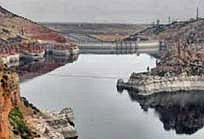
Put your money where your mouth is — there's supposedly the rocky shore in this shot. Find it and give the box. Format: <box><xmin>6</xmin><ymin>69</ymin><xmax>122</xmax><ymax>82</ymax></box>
<box><xmin>118</xmin><ymin>18</ymin><xmax>204</xmax><ymax>96</ymax></box>
<box><xmin>26</xmin><ymin>107</ymin><xmax>78</xmax><ymax>139</ymax></box>
<box><xmin>117</xmin><ymin>73</ymin><xmax>204</xmax><ymax>96</ymax></box>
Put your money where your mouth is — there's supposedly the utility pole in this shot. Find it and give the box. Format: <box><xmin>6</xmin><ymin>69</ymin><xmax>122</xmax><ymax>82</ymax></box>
<box><xmin>156</xmin><ymin>19</ymin><xmax>160</xmax><ymax>26</ymax></box>
<box><xmin>196</xmin><ymin>7</ymin><xmax>199</xmax><ymax>20</ymax></box>
<box><xmin>168</xmin><ymin>16</ymin><xmax>171</xmax><ymax>24</ymax></box>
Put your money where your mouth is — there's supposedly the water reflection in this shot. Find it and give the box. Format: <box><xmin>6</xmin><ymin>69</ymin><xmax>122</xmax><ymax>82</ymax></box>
<box><xmin>17</xmin><ymin>55</ymin><xmax>79</xmax><ymax>81</ymax></box>
<box><xmin>119</xmin><ymin>90</ymin><xmax>204</xmax><ymax>135</ymax></box>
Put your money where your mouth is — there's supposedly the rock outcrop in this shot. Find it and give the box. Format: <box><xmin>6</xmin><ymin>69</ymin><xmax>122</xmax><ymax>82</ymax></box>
<box><xmin>27</xmin><ymin>107</ymin><xmax>78</xmax><ymax>139</ymax></box>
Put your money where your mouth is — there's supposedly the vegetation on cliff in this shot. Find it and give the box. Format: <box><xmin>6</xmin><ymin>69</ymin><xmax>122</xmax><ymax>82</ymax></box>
<box><xmin>9</xmin><ymin>107</ymin><xmax>31</xmax><ymax>139</ymax></box>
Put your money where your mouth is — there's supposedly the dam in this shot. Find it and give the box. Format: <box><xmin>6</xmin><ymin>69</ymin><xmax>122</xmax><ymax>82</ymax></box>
<box><xmin>67</xmin><ymin>33</ymin><xmax>164</xmax><ymax>55</ymax></box>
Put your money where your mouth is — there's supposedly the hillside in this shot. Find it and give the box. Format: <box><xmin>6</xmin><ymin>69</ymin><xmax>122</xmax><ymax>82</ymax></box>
<box><xmin>126</xmin><ymin>19</ymin><xmax>204</xmax><ymax>44</ymax></box>
<box><xmin>0</xmin><ymin>6</ymin><xmax>72</xmax><ymax>44</ymax></box>
<box><xmin>44</xmin><ymin>23</ymin><xmax>149</xmax><ymax>41</ymax></box>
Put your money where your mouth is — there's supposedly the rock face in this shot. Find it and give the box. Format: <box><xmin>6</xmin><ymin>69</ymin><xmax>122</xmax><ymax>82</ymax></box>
<box><xmin>28</xmin><ymin>107</ymin><xmax>78</xmax><ymax>139</ymax></box>
<box><xmin>0</xmin><ymin>66</ymin><xmax>21</xmax><ymax>138</ymax></box>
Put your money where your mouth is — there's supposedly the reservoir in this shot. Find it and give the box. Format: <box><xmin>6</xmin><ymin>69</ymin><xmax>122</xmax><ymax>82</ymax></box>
<box><xmin>20</xmin><ymin>54</ymin><xmax>204</xmax><ymax>139</ymax></box>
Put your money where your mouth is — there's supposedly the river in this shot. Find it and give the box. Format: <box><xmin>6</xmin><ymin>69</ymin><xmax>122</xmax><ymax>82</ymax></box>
<box><xmin>20</xmin><ymin>54</ymin><xmax>204</xmax><ymax>139</ymax></box>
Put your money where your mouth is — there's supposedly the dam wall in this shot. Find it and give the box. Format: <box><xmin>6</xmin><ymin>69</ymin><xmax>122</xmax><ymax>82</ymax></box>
<box><xmin>78</xmin><ymin>40</ymin><xmax>161</xmax><ymax>55</ymax></box>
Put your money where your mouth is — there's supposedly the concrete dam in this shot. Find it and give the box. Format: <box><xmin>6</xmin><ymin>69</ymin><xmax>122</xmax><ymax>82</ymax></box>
<box><xmin>67</xmin><ymin>33</ymin><xmax>163</xmax><ymax>55</ymax></box>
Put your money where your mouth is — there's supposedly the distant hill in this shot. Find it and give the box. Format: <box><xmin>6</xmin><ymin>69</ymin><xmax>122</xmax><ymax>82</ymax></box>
<box><xmin>44</xmin><ymin>23</ymin><xmax>148</xmax><ymax>35</ymax></box>
<box><xmin>126</xmin><ymin>19</ymin><xmax>204</xmax><ymax>44</ymax></box>
<box><xmin>0</xmin><ymin>6</ymin><xmax>71</xmax><ymax>44</ymax></box>
<box><xmin>44</xmin><ymin>23</ymin><xmax>149</xmax><ymax>41</ymax></box>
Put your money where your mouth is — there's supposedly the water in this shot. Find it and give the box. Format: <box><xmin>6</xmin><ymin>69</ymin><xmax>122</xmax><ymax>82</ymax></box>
<box><xmin>20</xmin><ymin>54</ymin><xmax>204</xmax><ymax>139</ymax></box>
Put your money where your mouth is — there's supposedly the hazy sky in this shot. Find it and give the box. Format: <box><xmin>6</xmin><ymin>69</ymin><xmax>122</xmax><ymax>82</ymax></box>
<box><xmin>0</xmin><ymin>0</ymin><xmax>203</xmax><ymax>24</ymax></box>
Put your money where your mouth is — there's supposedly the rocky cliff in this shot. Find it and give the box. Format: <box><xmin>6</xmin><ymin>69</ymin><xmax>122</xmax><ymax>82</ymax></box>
<box><xmin>0</xmin><ymin>65</ymin><xmax>20</xmax><ymax>138</ymax></box>
<box><xmin>0</xmin><ymin>64</ymin><xmax>38</xmax><ymax>138</ymax></box>
<box><xmin>0</xmin><ymin>63</ymin><xmax>78</xmax><ymax>139</ymax></box>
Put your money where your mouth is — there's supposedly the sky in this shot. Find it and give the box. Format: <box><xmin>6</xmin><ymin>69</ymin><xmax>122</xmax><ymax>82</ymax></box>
<box><xmin>0</xmin><ymin>0</ymin><xmax>203</xmax><ymax>24</ymax></box>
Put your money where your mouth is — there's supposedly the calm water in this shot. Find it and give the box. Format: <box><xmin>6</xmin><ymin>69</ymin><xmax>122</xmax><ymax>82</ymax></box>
<box><xmin>20</xmin><ymin>54</ymin><xmax>204</xmax><ymax>139</ymax></box>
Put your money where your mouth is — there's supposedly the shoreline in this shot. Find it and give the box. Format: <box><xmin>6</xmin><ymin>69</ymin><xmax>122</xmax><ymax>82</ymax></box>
<box><xmin>117</xmin><ymin>42</ymin><xmax>204</xmax><ymax>96</ymax></box>
<box><xmin>117</xmin><ymin>74</ymin><xmax>204</xmax><ymax>96</ymax></box>
<box><xmin>18</xmin><ymin>97</ymin><xmax>78</xmax><ymax>139</ymax></box>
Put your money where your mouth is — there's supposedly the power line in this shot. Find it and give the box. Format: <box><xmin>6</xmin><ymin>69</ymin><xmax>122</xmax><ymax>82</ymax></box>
<box><xmin>47</xmin><ymin>73</ymin><xmax>124</xmax><ymax>80</ymax></box>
